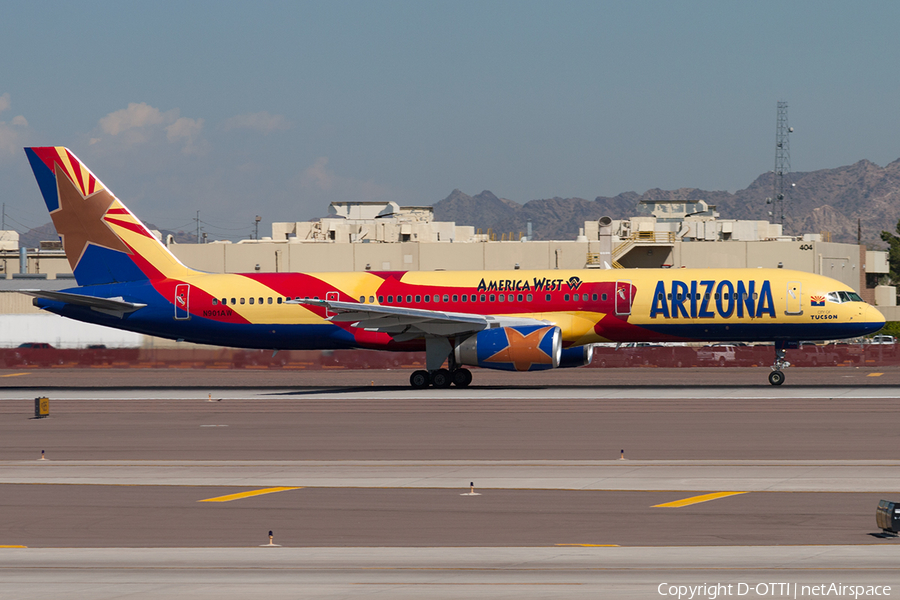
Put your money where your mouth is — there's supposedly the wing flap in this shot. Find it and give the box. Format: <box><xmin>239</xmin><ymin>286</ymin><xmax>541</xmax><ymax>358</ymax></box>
<box><xmin>293</xmin><ymin>297</ymin><xmax>548</xmax><ymax>339</ymax></box>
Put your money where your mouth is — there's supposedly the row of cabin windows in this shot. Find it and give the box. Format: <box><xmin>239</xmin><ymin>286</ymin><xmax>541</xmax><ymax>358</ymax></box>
<box><xmin>657</xmin><ymin>292</ymin><xmax>759</xmax><ymax>301</ymax></box>
<box><xmin>213</xmin><ymin>297</ymin><xmax>292</xmax><ymax>306</ymax></box>
<box><xmin>210</xmin><ymin>292</ymin><xmax>611</xmax><ymax>306</ymax></box>
<box><xmin>362</xmin><ymin>292</ymin><xmax>609</xmax><ymax>304</ymax></box>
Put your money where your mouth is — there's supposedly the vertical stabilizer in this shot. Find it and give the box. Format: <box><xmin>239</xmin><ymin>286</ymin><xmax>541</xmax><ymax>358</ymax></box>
<box><xmin>24</xmin><ymin>147</ymin><xmax>192</xmax><ymax>286</ymax></box>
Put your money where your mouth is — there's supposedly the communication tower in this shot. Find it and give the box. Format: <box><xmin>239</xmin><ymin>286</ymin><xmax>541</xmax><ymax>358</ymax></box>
<box><xmin>770</xmin><ymin>101</ymin><xmax>793</xmax><ymax>229</ymax></box>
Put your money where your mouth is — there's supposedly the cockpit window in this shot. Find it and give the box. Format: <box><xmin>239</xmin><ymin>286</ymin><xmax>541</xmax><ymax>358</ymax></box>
<box><xmin>827</xmin><ymin>291</ymin><xmax>864</xmax><ymax>304</ymax></box>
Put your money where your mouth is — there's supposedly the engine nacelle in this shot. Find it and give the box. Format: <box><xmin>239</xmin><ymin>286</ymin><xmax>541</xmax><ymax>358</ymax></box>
<box><xmin>455</xmin><ymin>325</ymin><xmax>561</xmax><ymax>372</ymax></box>
<box><xmin>559</xmin><ymin>344</ymin><xmax>593</xmax><ymax>368</ymax></box>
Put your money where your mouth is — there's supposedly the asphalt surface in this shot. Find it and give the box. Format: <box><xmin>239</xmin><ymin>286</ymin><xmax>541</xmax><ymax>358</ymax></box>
<box><xmin>0</xmin><ymin>484</ymin><xmax>894</xmax><ymax>548</ymax></box>
<box><xmin>3</xmin><ymin>367</ymin><xmax>900</xmax><ymax>598</ymax></box>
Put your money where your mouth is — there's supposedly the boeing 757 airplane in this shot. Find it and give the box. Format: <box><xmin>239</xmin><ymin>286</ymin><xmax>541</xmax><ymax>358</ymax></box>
<box><xmin>20</xmin><ymin>147</ymin><xmax>885</xmax><ymax>386</ymax></box>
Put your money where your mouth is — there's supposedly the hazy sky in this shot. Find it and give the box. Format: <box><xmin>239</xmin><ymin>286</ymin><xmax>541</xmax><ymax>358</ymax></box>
<box><xmin>1</xmin><ymin>1</ymin><xmax>898</xmax><ymax>240</ymax></box>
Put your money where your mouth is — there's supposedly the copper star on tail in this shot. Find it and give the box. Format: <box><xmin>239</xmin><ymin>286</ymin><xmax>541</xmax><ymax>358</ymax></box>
<box><xmin>51</xmin><ymin>163</ymin><xmax>132</xmax><ymax>271</ymax></box>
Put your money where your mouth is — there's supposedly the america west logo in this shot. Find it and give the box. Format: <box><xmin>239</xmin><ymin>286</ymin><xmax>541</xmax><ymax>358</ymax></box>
<box><xmin>477</xmin><ymin>276</ymin><xmax>583</xmax><ymax>293</ymax></box>
<box><xmin>810</xmin><ymin>295</ymin><xmax>825</xmax><ymax>307</ymax></box>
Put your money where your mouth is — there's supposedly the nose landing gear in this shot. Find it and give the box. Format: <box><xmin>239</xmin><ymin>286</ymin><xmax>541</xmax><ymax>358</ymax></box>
<box><xmin>768</xmin><ymin>344</ymin><xmax>791</xmax><ymax>386</ymax></box>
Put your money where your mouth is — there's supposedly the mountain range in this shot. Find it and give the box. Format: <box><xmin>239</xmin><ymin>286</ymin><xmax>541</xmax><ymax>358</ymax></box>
<box><xmin>18</xmin><ymin>158</ymin><xmax>900</xmax><ymax>249</ymax></box>
<box><xmin>433</xmin><ymin>159</ymin><xmax>900</xmax><ymax>247</ymax></box>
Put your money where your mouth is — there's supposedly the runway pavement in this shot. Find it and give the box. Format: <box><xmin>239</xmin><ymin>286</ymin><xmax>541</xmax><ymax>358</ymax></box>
<box><xmin>2</xmin><ymin>368</ymin><xmax>900</xmax><ymax>598</ymax></box>
<box><xmin>3</xmin><ymin>547</ymin><xmax>900</xmax><ymax>600</ymax></box>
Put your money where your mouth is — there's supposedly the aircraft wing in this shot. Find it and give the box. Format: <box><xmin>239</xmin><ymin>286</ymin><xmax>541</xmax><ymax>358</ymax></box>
<box><xmin>295</xmin><ymin>298</ymin><xmax>549</xmax><ymax>341</ymax></box>
<box><xmin>17</xmin><ymin>289</ymin><xmax>147</xmax><ymax>318</ymax></box>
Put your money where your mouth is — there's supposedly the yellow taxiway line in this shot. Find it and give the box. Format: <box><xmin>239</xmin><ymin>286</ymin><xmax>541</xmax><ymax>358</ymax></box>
<box><xmin>198</xmin><ymin>487</ymin><xmax>302</xmax><ymax>503</ymax></box>
<box><xmin>652</xmin><ymin>491</ymin><xmax>747</xmax><ymax>508</ymax></box>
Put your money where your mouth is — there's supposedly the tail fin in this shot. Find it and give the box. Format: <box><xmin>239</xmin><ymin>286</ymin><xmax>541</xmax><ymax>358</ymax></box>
<box><xmin>24</xmin><ymin>147</ymin><xmax>192</xmax><ymax>286</ymax></box>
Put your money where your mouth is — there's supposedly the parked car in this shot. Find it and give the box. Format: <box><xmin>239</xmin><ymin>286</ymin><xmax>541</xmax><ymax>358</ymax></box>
<box><xmin>8</xmin><ymin>343</ymin><xmax>65</xmax><ymax>367</ymax></box>
<box><xmin>869</xmin><ymin>335</ymin><xmax>896</xmax><ymax>345</ymax></box>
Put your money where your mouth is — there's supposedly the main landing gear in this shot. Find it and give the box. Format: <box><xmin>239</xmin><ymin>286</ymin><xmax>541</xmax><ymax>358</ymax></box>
<box><xmin>410</xmin><ymin>367</ymin><xmax>473</xmax><ymax>389</ymax></box>
<box><xmin>768</xmin><ymin>344</ymin><xmax>791</xmax><ymax>386</ymax></box>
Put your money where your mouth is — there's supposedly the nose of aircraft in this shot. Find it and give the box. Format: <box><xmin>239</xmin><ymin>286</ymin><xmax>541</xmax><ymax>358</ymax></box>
<box><xmin>866</xmin><ymin>303</ymin><xmax>886</xmax><ymax>330</ymax></box>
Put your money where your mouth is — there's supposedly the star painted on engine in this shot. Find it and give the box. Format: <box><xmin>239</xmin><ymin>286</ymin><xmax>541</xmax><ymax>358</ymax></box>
<box><xmin>484</xmin><ymin>326</ymin><xmax>554</xmax><ymax>371</ymax></box>
<box><xmin>51</xmin><ymin>163</ymin><xmax>132</xmax><ymax>271</ymax></box>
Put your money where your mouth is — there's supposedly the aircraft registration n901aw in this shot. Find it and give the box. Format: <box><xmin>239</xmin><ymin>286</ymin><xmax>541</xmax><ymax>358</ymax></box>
<box><xmin>21</xmin><ymin>147</ymin><xmax>885</xmax><ymax>387</ymax></box>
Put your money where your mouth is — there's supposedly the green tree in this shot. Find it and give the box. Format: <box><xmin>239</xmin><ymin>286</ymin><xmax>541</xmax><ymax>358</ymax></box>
<box><xmin>880</xmin><ymin>218</ymin><xmax>900</xmax><ymax>284</ymax></box>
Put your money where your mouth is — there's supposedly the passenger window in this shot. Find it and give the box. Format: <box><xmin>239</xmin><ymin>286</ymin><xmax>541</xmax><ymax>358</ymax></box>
<box><xmin>369</xmin><ymin>296</ymin><xmax>374</xmax><ymax>303</ymax></box>
<box><xmin>499</xmin><ymin>295</ymin><xmax>505</xmax><ymax>302</ymax></box>
<box><xmin>249</xmin><ymin>297</ymin><xmax>254</xmax><ymax>305</ymax></box>
<box><xmin>277</xmin><ymin>297</ymin><xmax>283</xmax><ymax>304</ymax></box>
<box><xmin>443</xmin><ymin>295</ymin><xmax>449</xmax><ymax>302</ymax></box>
<box><xmin>268</xmin><ymin>297</ymin><xmax>273</xmax><ymax>304</ymax></box>
<box><xmin>378</xmin><ymin>296</ymin><xmax>384</xmax><ymax>303</ymax></box>
<box><xmin>415</xmin><ymin>295</ymin><xmax>421</xmax><ymax>303</ymax></box>
<box><xmin>517</xmin><ymin>294</ymin><xmax>523</xmax><ymax>302</ymax></box>
<box><xmin>602</xmin><ymin>293</ymin><xmax>607</xmax><ymax>301</ymax></box>
<box><xmin>424</xmin><ymin>295</ymin><xmax>430</xmax><ymax>302</ymax></box>
<box><xmin>481</xmin><ymin>294</ymin><xmax>486</xmax><ymax>302</ymax></box>
<box><xmin>545</xmin><ymin>294</ymin><xmax>551</xmax><ymax>301</ymax></box>
<box><xmin>489</xmin><ymin>294</ymin><xmax>496</xmax><ymax>302</ymax></box>
<box><xmin>462</xmin><ymin>295</ymin><xmax>467</xmax><ymax>302</ymax></box>
<box><xmin>564</xmin><ymin>294</ymin><xmax>570</xmax><ymax>301</ymax></box>
<box><xmin>452</xmin><ymin>295</ymin><xmax>458</xmax><ymax>302</ymax></box>
<box><xmin>240</xmin><ymin>298</ymin><xmax>245</xmax><ymax>305</ymax></box>
<box><xmin>212</xmin><ymin>298</ymin><xmax>218</xmax><ymax>305</ymax></box>
<box><xmin>406</xmin><ymin>295</ymin><xmax>412</xmax><ymax>303</ymax></box>
<box><xmin>527</xmin><ymin>294</ymin><xmax>533</xmax><ymax>302</ymax></box>
<box><xmin>592</xmin><ymin>294</ymin><xmax>598</xmax><ymax>301</ymax></box>
<box><xmin>388</xmin><ymin>295</ymin><xmax>394</xmax><ymax>303</ymax></box>
<box><xmin>657</xmin><ymin>293</ymin><xmax>664</xmax><ymax>300</ymax></box>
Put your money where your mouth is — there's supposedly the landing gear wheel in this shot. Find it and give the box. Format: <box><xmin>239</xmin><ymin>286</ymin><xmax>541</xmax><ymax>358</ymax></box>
<box><xmin>410</xmin><ymin>370</ymin><xmax>430</xmax><ymax>389</ymax></box>
<box><xmin>452</xmin><ymin>368</ymin><xmax>473</xmax><ymax>387</ymax></box>
<box><xmin>431</xmin><ymin>368</ymin><xmax>452</xmax><ymax>388</ymax></box>
<box><xmin>768</xmin><ymin>370</ymin><xmax>785</xmax><ymax>386</ymax></box>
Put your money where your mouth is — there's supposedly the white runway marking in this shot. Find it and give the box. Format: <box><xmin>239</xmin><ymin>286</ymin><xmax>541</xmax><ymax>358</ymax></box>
<box><xmin>3</xmin><ymin>459</ymin><xmax>900</xmax><ymax>492</ymax></box>
<box><xmin>1</xmin><ymin>385</ymin><xmax>899</xmax><ymax>401</ymax></box>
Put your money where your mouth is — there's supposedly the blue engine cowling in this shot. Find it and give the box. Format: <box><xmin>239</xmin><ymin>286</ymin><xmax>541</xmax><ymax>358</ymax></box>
<box><xmin>455</xmin><ymin>325</ymin><xmax>562</xmax><ymax>372</ymax></box>
<box><xmin>559</xmin><ymin>344</ymin><xmax>593</xmax><ymax>368</ymax></box>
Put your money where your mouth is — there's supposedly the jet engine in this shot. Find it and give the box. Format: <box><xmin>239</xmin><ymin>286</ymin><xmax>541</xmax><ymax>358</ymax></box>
<box><xmin>454</xmin><ymin>325</ymin><xmax>561</xmax><ymax>372</ymax></box>
<box><xmin>559</xmin><ymin>344</ymin><xmax>593</xmax><ymax>368</ymax></box>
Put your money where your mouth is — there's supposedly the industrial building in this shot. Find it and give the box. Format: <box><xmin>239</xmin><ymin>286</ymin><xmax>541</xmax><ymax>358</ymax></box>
<box><xmin>0</xmin><ymin>198</ymin><xmax>894</xmax><ymax>348</ymax></box>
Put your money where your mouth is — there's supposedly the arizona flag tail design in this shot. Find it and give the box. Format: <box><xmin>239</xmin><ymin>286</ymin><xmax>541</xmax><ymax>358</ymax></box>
<box><xmin>25</xmin><ymin>147</ymin><xmax>191</xmax><ymax>286</ymax></box>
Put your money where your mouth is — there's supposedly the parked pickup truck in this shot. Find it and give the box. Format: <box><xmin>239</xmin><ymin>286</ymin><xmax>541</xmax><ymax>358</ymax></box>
<box><xmin>696</xmin><ymin>344</ymin><xmax>736</xmax><ymax>366</ymax></box>
<box><xmin>794</xmin><ymin>343</ymin><xmax>841</xmax><ymax>367</ymax></box>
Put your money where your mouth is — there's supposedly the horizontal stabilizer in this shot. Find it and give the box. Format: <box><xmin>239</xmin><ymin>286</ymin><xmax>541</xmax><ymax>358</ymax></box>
<box><xmin>17</xmin><ymin>289</ymin><xmax>146</xmax><ymax>318</ymax></box>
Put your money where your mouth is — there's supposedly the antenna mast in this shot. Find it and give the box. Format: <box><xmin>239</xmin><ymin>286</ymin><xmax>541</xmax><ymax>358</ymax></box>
<box><xmin>773</xmin><ymin>101</ymin><xmax>793</xmax><ymax>231</ymax></box>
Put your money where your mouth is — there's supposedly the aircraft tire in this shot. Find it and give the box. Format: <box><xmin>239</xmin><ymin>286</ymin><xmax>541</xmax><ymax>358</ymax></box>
<box><xmin>452</xmin><ymin>368</ymin><xmax>473</xmax><ymax>387</ymax></box>
<box><xmin>410</xmin><ymin>370</ymin><xmax>430</xmax><ymax>388</ymax></box>
<box><xmin>768</xmin><ymin>370</ymin><xmax>785</xmax><ymax>386</ymax></box>
<box><xmin>431</xmin><ymin>368</ymin><xmax>453</xmax><ymax>388</ymax></box>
